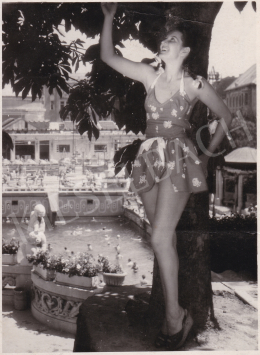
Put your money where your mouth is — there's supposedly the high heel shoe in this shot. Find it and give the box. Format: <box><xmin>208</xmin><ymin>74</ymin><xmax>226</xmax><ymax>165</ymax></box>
<box><xmin>154</xmin><ymin>330</ymin><xmax>168</xmax><ymax>348</ymax></box>
<box><xmin>165</xmin><ymin>309</ymin><xmax>193</xmax><ymax>350</ymax></box>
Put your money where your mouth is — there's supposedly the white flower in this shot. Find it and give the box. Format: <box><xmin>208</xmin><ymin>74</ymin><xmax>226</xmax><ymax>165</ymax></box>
<box><xmin>76</xmin><ymin>264</ymin><xmax>81</xmax><ymax>270</ymax></box>
<box><xmin>154</xmin><ymin>159</ymin><xmax>164</xmax><ymax>168</ymax></box>
<box><xmin>178</xmin><ymin>117</ymin><xmax>182</xmax><ymax>120</ymax></box>
<box><xmin>171</xmin><ymin>149</ymin><xmax>175</xmax><ymax>154</ymax></box>
<box><xmin>149</xmin><ymin>105</ymin><xmax>156</xmax><ymax>112</ymax></box>
<box><xmin>139</xmin><ymin>175</ymin><xmax>147</xmax><ymax>184</ymax></box>
<box><xmin>192</xmin><ymin>178</ymin><xmax>202</xmax><ymax>187</ymax></box>
<box><xmin>133</xmin><ymin>160</ymin><xmax>141</xmax><ymax>168</ymax></box>
<box><xmin>156</xmin><ymin>125</ymin><xmax>159</xmax><ymax>131</ymax></box>
<box><xmin>183</xmin><ymin>163</ymin><xmax>187</xmax><ymax>167</ymax></box>
<box><xmin>155</xmin><ymin>176</ymin><xmax>160</xmax><ymax>183</ymax></box>
<box><xmin>160</xmin><ymin>108</ymin><xmax>163</xmax><ymax>111</ymax></box>
<box><xmin>173</xmin><ymin>184</ymin><xmax>179</xmax><ymax>192</ymax></box>
<box><xmin>152</xmin><ymin>112</ymin><xmax>159</xmax><ymax>120</ymax></box>
<box><xmin>182</xmin><ymin>174</ymin><xmax>185</xmax><ymax>178</ymax></box>
<box><xmin>167</xmin><ymin>161</ymin><xmax>175</xmax><ymax>170</ymax></box>
<box><xmin>163</xmin><ymin>121</ymin><xmax>172</xmax><ymax>129</ymax></box>
<box><xmin>171</xmin><ymin>109</ymin><xmax>177</xmax><ymax>117</ymax></box>
<box><xmin>183</xmin><ymin>144</ymin><xmax>189</xmax><ymax>153</ymax></box>
<box><xmin>195</xmin><ymin>160</ymin><xmax>200</xmax><ymax>165</ymax></box>
<box><xmin>147</xmin><ymin>113</ymin><xmax>150</xmax><ymax>120</ymax></box>
<box><xmin>180</xmin><ymin>106</ymin><xmax>184</xmax><ymax>111</ymax></box>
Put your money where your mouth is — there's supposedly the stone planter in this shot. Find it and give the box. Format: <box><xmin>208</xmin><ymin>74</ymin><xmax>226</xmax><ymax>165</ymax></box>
<box><xmin>103</xmin><ymin>272</ymin><xmax>127</xmax><ymax>286</ymax></box>
<box><xmin>33</xmin><ymin>264</ymin><xmax>56</xmax><ymax>281</ymax></box>
<box><xmin>55</xmin><ymin>272</ymin><xmax>99</xmax><ymax>289</ymax></box>
<box><xmin>2</xmin><ymin>253</ymin><xmax>18</xmax><ymax>265</ymax></box>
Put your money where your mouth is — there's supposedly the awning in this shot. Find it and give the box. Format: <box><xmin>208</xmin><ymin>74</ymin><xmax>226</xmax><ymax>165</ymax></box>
<box><xmin>224</xmin><ymin>147</ymin><xmax>257</xmax><ymax>164</ymax></box>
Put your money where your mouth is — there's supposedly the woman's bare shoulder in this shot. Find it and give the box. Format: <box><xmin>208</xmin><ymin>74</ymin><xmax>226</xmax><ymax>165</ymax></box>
<box><xmin>184</xmin><ymin>73</ymin><xmax>208</xmax><ymax>100</ymax></box>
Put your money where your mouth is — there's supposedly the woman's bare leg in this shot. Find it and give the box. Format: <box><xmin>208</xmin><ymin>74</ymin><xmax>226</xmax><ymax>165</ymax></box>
<box><xmin>150</xmin><ymin>176</ymin><xmax>190</xmax><ymax>335</ymax></box>
<box><xmin>140</xmin><ymin>183</ymin><xmax>169</xmax><ymax>334</ymax></box>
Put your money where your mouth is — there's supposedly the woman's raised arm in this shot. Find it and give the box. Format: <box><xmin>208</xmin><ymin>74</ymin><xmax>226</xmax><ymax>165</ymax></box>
<box><xmin>100</xmin><ymin>3</ymin><xmax>154</xmax><ymax>88</ymax></box>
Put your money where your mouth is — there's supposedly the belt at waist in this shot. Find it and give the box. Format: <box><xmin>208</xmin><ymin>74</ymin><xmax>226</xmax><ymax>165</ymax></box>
<box><xmin>145</xmin><ymin>122</ymin><xmax>189</xmax><ymax>139</ymax></box>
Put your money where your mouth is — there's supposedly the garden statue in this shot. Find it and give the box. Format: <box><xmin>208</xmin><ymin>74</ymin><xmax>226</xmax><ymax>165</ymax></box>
<box><xmin>17</xmin><ymin>204</ymin><xmax>47</xmax><ymax>265</ymax></box>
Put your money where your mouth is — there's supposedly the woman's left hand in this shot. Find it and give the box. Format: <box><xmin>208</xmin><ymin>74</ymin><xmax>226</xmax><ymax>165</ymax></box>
<box><xmin>198</xmin><ymin>154</ymin><xmax>209</xmax><ymax>177</ymax></box>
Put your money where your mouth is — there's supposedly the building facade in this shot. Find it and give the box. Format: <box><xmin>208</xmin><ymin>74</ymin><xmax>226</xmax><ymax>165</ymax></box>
<box><xmin>224</xmin><ymin>64</ymin><xmax>256</xmax><ymax>116</ymax></box>
<box><xmin>2</xmin><ymin>75</ymin><xmax>143</xmax><ymax>162</ymax></box>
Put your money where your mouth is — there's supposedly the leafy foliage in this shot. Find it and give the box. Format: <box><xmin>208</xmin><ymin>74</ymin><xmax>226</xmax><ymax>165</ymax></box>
<box><xmin>2</xmin><ymin>237</ymin><xmax>19</xmax><ymax>254</ymax></box>
<box><xmin>27</xmin><ymin>249</ymin><xmax>100</xmax><ymax>277</ymax></box>
<box><xmin>209</xmin><ymin>213</ymin><xmax>257</xmax><ymax>233</ymax></box>
<box><xmin>219</xmin><ymin>114</ymin><xmax>257</xmax><ymax>155</ymax></box>
<box><xmin>97</xmin><ymin>255</ymin><xmax>124</xmax><ymax>274</ymax></box>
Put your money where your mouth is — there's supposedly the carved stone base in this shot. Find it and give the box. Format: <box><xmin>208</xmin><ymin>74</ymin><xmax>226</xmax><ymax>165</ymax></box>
<box><xmin>31</xmin><ymin>272</ymin><xmax>104</xmax><ymax>334</ymax></box>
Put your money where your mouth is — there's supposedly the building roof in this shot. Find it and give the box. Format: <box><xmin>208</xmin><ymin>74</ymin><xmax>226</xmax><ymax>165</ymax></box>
<box><xmin>224</xmin><ymin>147</ymin><xmax>257</xmax><ymax>163</ymax></box>
<box><xmin>225</xmin><ymin>64</ymin><xmax>256</xmax><ymax>91</ymax></box>
<box><xmin>98</xmin><ymin>120</ymin><xmax>118</xmax><ymax>130</ymax></box>
<box><xmin>28</xmin><ymin>122</ymin><xmax>50</xmax><ymax>131</ymax></box>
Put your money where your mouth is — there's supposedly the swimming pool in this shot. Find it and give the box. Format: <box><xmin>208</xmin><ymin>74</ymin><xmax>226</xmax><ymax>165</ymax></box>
<box><xmin>2</xmin><ymin>216</ymin><xmax>154</xmax><ymax>286</ymax></box>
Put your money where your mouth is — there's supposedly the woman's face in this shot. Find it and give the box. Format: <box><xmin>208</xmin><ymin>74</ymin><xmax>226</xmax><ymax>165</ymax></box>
<box><xmin>37</xmin><ymin>211</ymin><xmax>45</xmax><ymax>218</ymax></box>
<box><xmin>158</xmin><ymin>30</ymin><xmax>186</xmax><ymax>61</ymax></box>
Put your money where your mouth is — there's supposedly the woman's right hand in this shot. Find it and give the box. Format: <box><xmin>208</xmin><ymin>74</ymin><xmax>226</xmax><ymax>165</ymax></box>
<box><xmin>101</xmin><ymin>2</ymin><xmax>117</xmax><ymax>17</ymax></box>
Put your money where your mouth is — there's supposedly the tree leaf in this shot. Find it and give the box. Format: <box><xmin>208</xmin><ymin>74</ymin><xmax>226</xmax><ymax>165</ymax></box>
<box><xmin>22</xmin><ymin>84</ymin><xmax>31</xmax><ymax>100</ymax></box>
<box><xmin>234</xmin><ymin>1</ymin><xmax>248</xmax><ymax>12</ymax></box>
<box><xmin>75</xmin><ymin>58</ymin><xmax>79</xmax><ymax>73</ymax></box>
<box><xmin>82</xmin><ymin>44</ymin><xmax>100</xmax><ymax>62</ymax></box>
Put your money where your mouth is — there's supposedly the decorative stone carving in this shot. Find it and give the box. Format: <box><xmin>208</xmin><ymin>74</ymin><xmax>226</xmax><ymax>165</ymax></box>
<box><xmin>31</xmin><ymin>284</ymin><xmax>82</xmax><ymax>319</ymax></box>
<box><xmin>2</xmin><ymin>275</ymin><xmax>16</xmax><ymax>289</ymax></box>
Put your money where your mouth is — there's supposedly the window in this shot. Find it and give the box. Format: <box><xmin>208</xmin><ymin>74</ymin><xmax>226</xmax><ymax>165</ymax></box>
<box><xmin>245</xmin><ymin>93</ymin><xmax>249</xmax><ymax>105</ymax></box>
<box><xmin>94</xmin><ymin>145</ymin><xmax>107</xmax><ymax>152</ymax></box>
<box><xmin>51</xmin><ymin>101</ymin><xmax>54</xmax><ymax>110</ymax></box>
<box><xmin>57</xmin><ymin>145</ymin><xmax>70</xmax><ymax>153</ymax></box>
<box><xmin>60</xmin><ymin>100</ymin><xmax>65</xmax><ymax>110</ymax></box>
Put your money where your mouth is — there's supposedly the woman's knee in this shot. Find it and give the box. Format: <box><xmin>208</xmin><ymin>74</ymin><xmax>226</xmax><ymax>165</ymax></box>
<box><xmin>151</xmin><ymin>233</ymin><xmax>177</xmax><ymax>254</ymax></box>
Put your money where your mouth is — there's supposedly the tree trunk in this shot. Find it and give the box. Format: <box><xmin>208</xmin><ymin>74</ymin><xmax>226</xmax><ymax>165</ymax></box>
<box><xmin>148</xmin><ymin>2</ymin><xmax>223</xmax><ymax>332</ymax></box>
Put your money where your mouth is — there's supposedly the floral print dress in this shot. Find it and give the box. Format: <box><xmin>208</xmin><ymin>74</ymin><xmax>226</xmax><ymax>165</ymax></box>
<box><xmin>129</xmin><ymin>70</ymin><xmax>208</xmax><ymax>195</ymax></box>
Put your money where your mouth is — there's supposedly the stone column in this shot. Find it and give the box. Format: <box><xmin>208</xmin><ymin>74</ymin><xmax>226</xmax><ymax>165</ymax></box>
<box><xmin>215</xmin><ymin>167</ymin><xmax>223</xmax><ymax>206</ymax></box>
<box><xmin>35</xmin><ymin>139</ymin><xmax>40</xmax><ymax>162</ymax></box>
<box><xmin>237</xmin><ymin>174</ymin><xmax>244</xmax><ymax>214</ymax></box>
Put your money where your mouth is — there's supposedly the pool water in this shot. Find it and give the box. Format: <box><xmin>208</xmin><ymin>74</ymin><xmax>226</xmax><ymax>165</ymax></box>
<box><xmin>2</xmin><ymin>217</ymin><xmax>154</xmax><ymax>286</ymax></box>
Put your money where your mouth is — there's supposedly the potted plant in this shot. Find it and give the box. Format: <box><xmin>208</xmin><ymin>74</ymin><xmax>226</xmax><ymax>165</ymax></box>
<box><xmin>98</xmin><ymin>255</ymin><xmax>127</xmax><ymax>286</ymax></box>
<box><xmin>27</xmin><ymin>250</ymin><xmax>56</xmax><ymax>281</ymax></box>
<box><xmin>54</xmin><ymin>250</ymin><xmax>100</xmax><ymax>289</ymax></box>
<box><xmin>2</xmin><ymin>237</ymin><xmax>19</xmax><ymax>265</ymax></box>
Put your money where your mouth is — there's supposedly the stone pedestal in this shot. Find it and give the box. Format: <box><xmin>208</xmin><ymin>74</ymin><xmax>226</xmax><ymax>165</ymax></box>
<box><xmin>2</xmin><ymin>263</ymin><xmax>32</xmax><ymax>306</ymax></box>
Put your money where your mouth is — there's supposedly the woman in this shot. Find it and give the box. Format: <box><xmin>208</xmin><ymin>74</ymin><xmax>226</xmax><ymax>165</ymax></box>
<box><xmin>101</xmin><ymin>3</ymin><xmax>232</xmax><ymax>350</ymax></box>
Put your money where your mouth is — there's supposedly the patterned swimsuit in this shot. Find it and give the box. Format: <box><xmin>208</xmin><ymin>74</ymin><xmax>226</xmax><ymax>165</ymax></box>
<box><xmin>129</xmin><ymin>71</ymin><xmax>208</xmax><ymax>195</ymax></box>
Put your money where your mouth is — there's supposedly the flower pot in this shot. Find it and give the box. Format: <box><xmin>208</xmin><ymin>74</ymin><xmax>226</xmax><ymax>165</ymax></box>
<box><xmin>2</xmin><ymin>253</ymin><xmax>17</xmax><ymax>265</ymax></box>
<box><xmin>33</xmin><ymin>264</ymin><xmax>56</xmax><ymax>281</ymax></box>
<box><xmin>103</xmin><ymin>272</ymin><xmax>127</xmax><ymax>286</ymax></box>
<box><xmin>55</xmin><ymin>272</ymin><xmax>99</xmax><ymax>289</ymax></box>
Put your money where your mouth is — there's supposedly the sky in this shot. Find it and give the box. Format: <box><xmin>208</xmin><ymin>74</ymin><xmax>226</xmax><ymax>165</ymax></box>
<box><xmin>2</xmin><ymin>1</ymin><xmax>257</xmax><ymax>96</ymax></box>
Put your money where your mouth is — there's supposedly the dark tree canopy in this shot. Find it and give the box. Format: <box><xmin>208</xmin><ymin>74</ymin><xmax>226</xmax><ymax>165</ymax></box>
<box><xmin>3</xmin><ymin>2</ymin><xmax>255</xmax><ymax>141</ymax></box>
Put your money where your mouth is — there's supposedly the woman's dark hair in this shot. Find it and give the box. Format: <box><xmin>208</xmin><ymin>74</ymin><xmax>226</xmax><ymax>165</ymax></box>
<box><xmin>158</xmin><ymin>20</ymin><xmax>199</xmax><ymax>79</ymax></box>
